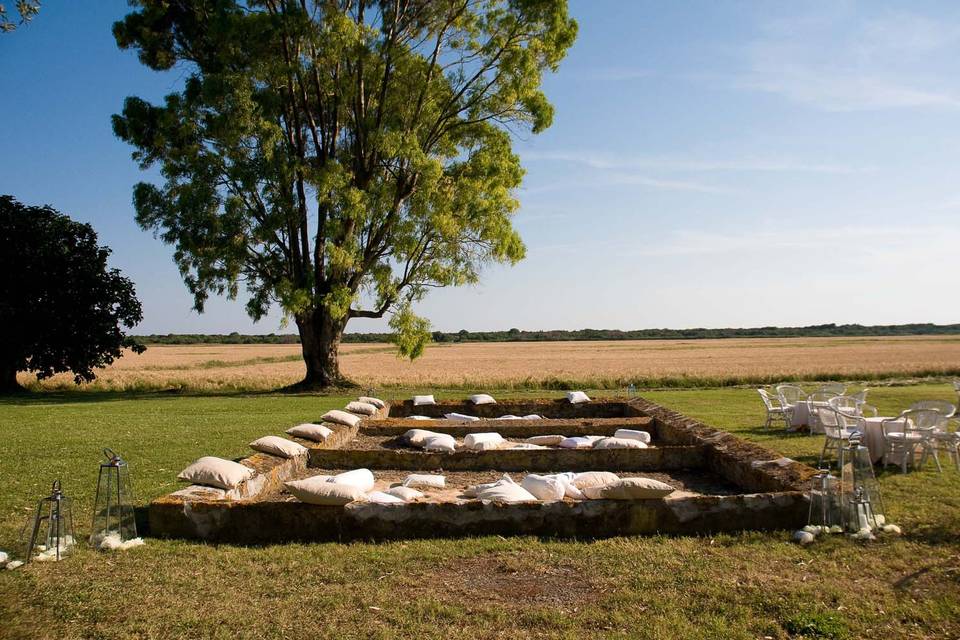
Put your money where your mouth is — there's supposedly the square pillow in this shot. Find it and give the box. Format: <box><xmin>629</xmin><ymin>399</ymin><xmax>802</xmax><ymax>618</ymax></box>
<box><xmin>567</xmin><ymin>391</ymin><xmax>591</xmax><ymax>404</ymax></box>
<box><xmin>249</xmin><ymin>436</ymin><xmax>309</xmax><ymax>458</ymax></box>
<box><xmin>402</xmin><ymin>474</ymin><xmax>446</xmax><ymax>489</ymax></box>
<box><xmin>521</xmin><ymin>474</ymin><xmax>565</xmax><ymax>501</ymax></box>
<box><xmin>384</xmin><ymin>486</ymin><xmax>424</xmax><ymax>501</ymax></box>
<box><xmin>592</xmin><ymin>437</ymin><xmax>648</xmax><ymax>450</ymax></box>
<box><xmin>286</xmin><ymin>423</ymin><xmax>334</xmax><ymax>442</ymax></box>
<box><xmin>522</xmin><ymin>414</ymin><xmax>543</xmax><ymax>420</ymax></box>
<box><xmin>475</xmin><ymin>482</ymin><xmax>539</xmax><ymax>504</ymax></box>
<box><xmin>345</xmin><ymin>401</ymin><xmax>378</xmax><ymax>416</ymax></box>
<box><xmin>469</xmin><ymin>393</ymin><xmax>497</xmax><ymax>405</ymax></box>
<box><xmin>409</xmin><ymin>415</ymin><xmax>433</xmax><ymax>420</ymax></box>
<box><xmin>463</xmin><ymin>433</ymin><xmax>504</xmax><ymax>451</ymax></box>
<box><xmin>444</xmin><ymin>412</ymin><xmax>480</xmax><ymax>422</ymax></box>
<box><xmin>571</xmin><ymin>471</ymin><xmax>620</xmax><ymax>490</ymax></box>
<box><xmin>412</xmin><ymin>395</ymin><xmax>436</xmax><ymax>406</ymax></box>
<box><xmin>525</xmin><ymin>434</ymin><xmax>565</xmax><ymax>446</ymax></box>
<box><xmin>422</xmin><ymin>434</ymin><xmax>456</xmax><ymax>453</ymax></box>
<box><xmin>366</xmin><ymin>491</ymin><xmax>406</xmax><ymax>505</ymax></box>
<box><xmin>358</xmin><ymin>396</ymin><xmax>386</xmax><ymax>409</ymax></box>
<box><xmin>583</xmin><ymin>477</ymin><xmax>675</xmax><ymax>500</ymax></box>
<box><xmin>321</xmin><ymin>409</ymin><xmax>361</xmax><ymax>428</ymax></box>
<box><xmin>463</xmin><ymin>474</ymin><xmax>515</xmax><ymax>498</ymax></box>
<box><xmin>285</xmin><ymin>476</ymin><xmax>367</xmax><ymax>505</ymax></box>
<box><xmin>329</xmin><ymin>468</ymin><xmax>375</xmax><ymax>492</ymax></box>
<box><xmin>178</xmin><ymin>456</ymin><xmax>254</xmax><ymax>490</ymax></box>
<box><xmin>404</xmin><ymin>429</ymin><xmax>440</xmax><ymax>447</ymax></box>
<box><xmin>558</xmin><ymin>436</ymin><xmax>594</xmax><ymax>449</ymax></box>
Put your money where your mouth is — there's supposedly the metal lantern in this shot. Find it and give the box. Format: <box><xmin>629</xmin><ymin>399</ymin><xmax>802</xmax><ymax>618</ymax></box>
<box><xmin>840</xmin><ymin>435</ymin><xmax>885</xmax><ymax>533</ymax></box>
<box><xmin>22</xmin><ymin>480</ymin><xmax>76</xmax><ymax>562</ymax></box>
<box><xmin>626</xmin><ymin>384</ymin><xmax>637</xmax><ymax>398</ymax></box>
<box><xmin>807</xmin><ymin>468</ymin><xmax>842</xmax><ymax>532</ymax></box>
<box><xmin>90</xmin><ymin>448</ymin><xmax>137</xmax><ymax>547</ymax></box>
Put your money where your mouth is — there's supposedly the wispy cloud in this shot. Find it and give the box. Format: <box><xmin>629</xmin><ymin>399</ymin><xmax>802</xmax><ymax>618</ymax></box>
<box><xmin>522</xmin><ymin>150</ymin><xmax>872</xmax><ymax>174</ymax></box>
<box><xmin>735</xmin><ymin>8</ymin><xmax>960</xmax><ymax>111</ymax></box>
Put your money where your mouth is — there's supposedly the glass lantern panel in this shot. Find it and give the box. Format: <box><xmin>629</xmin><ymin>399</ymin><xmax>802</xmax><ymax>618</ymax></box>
<box><xmin>91</xmin><ymin>455</ymin><xmax>138</xmax><ymax>545</ymax></box>
<box><xmin>807</xmin><ymin>470</ymin><xmax>842</xmax><ymax>529</ymax></box>
<box><xmin>840</xmin><ymin>438</ymin><xmax>885</xmax><ymax>532</ymax></box>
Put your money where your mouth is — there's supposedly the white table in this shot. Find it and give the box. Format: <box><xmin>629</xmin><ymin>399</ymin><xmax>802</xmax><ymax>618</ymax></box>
<box><xmin>789</xmin><ymin>401</ymin><xmax>832</xmax><ymax>433</ymax></box>
<box><xmin>860</xmin><ymin>417</ymin><xmax>905</xmax><ymax>464</ymax></box>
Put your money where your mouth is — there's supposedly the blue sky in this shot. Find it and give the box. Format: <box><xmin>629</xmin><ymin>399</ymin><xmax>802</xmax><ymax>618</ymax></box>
<box><xmin>2</xmin><ymin>1</ymin><xmax>959</xmax><ymax>334</ymax></box>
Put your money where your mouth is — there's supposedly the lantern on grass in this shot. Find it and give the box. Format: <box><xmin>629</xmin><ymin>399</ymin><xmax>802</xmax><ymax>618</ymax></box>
<box><xmin>90</xmin><ymin>448</ymin><xmax>137</xmax><ymax>548</ymax></box>
<box><xmin>840</xmin><ymin>434</ymin><xmax>885</xmax><ymax>533</ymax></box>
<box><xmin>806</xmin><ymin>469</ymin><xmax>842</xmax><ymax>533</ymax></box>
<box><xmin>22</xmin><ymin>480</ymin><xmax>76</xmax><ymax>562</ymax></box>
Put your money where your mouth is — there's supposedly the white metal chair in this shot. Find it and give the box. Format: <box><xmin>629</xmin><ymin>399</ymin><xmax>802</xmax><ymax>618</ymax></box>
<box><xmin>816</xmin><ymin>382</ymin><xmax>846</xmax><ymax>395</ymax></box>
<box><xmin>828</xmin><ymin>395</ymin><xmax>860</xmax><ymax>416</ymax></box>
<box><xmin>882</xmin><ymin>409</ymin><xmax>941</xmax><ymax>473</ymax></box>
<box><xmin>757</xmin><ymin>388</ymin><xmax>789</xmax><ymax>430</ymax></box>
<box><xmin>933</xmin><ymin>418</ymin><xmax>960</xmax><ymax>471</ymax></box>
<box><xmin>847</xmin><ymin>389</ymin><xmax>878</xmax><ymax>416</ymax></box>
<box><xmin>911</xmin><ymin>401</ymin><xmax>958</xmax><ymax>470</ymax></box>
<box><xmin>776</xmin><ymin>384</ymin><xmax>807</xmax><ymax>428</ymax></box>
<box><xmin>807</xmin><ymin>391</ymin><xmax>839</xmax><ymax>432</ymax></box>
<box><xmin>816</xmin><ymin>406</ymin><xmax>857</xmax><ymax>468</ymax></box>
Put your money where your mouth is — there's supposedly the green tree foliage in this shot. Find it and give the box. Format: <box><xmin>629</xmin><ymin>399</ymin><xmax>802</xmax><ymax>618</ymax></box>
<box><xmin>0</xmin><ymin>196</ymin><xmax>145</xmax><ymax>392</ymax></box>
<box><xmin>112</xmin><ymin>0</ymin><xmax>577</xmax><ymax>387</ymax></box>
<box><xmin>0</xmin><ymin>0</ymin><xmax>40</xmax><ymax>32</ymax></box>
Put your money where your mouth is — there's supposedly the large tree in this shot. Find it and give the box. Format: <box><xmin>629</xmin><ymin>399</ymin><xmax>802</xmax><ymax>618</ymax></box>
<box><xmin>113</xmin><ymin>0</ymin><xmax>576</xmax><ymax>388</ymax></box>
<box><xmin>0</xmin><ymin>196</ymin><xmax>145</xmax><ymax>393</ymax></box>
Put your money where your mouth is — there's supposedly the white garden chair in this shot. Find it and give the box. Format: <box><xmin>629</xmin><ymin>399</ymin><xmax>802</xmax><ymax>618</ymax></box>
<box><xmin>757</xmin><ymin>388</ymin><xmax>789</xmax><ymax>430</ymax></box>
<box><xmin>816</xmin><ymin>382</ymin><xmax>846</xmax><ymax>395</ymax></box>
<box><xmin>816</xmin><ymin>406</ymin><xmax>857</xmax><ymax>468</ymax></box>
<box><xmin>911</xmin><ymin>401</ymin><xmax>958</xmax><ymax>470</ymax></box>
<box><xmin>932</xmin><ymin>418</ymin><xmax>960</xmax><ymax>472</ymax></box>
<box><xmin>882</xmin><ymin>409</ymin><xmax>941</xmax><ymax>474</ymax></box>
<box><xmin>806</xmin><ymin>391</ymin><xmax>839</xmax><ymax>432</ymax></box>
<box><xmin>831</xmin><ymin>394</ymin><xmax>878</xmax><ymax>417</ymax></box>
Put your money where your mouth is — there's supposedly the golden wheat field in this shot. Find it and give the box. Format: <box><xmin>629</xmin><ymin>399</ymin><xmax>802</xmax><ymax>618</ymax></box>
<box><xmin>19</xmin><ymin>335</ymin><xmax>960</xmax><ymax>391</ymax></box>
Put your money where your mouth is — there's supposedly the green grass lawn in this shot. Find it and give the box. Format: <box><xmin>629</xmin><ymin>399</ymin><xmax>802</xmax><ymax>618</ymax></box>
<box><xmin>0</xmin><ymin>385</ymin><xmax>958</xmax><ymax>639</ymax></box>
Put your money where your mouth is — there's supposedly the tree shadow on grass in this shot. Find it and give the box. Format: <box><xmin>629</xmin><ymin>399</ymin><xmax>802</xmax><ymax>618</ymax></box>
<box><xmin>0</xmin><ymin>387</ymin><xmax>345</xmax><ymax>406</ymax></box>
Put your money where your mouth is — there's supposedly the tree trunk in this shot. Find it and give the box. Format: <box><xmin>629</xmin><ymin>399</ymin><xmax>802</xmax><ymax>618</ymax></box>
<box><xmin>0</xmin><ymin>363</ymin><xmax>24</xmax><ymax>394</ymax></box>
<box><xmin>294</xmin><ymin>308</ymin><xmax>352</xmax><ymax>389</ymax></box>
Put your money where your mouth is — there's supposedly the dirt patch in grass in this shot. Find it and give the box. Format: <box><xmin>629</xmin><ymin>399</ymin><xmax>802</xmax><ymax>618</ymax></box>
<box><xmin>409</xmin><ymin>553</ymin><xmax>609</xmax><ymax>609</ymax></box>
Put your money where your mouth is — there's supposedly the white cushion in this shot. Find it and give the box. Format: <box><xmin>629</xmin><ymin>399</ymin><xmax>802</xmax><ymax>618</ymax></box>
<box><xmin>286</xmin><ymin>423</ymin><xmax>334</xmax><ymax>442</ymax></box>
<box><xmin>321</xmin><ymin>410</ymin><xmax>361</xmax><ymax>428</ymax></box>
<box><xmin>523</xmin><ymin>414</ymin><xmax>543</xmax><ymax>420</ymax></box>
<box><xmin>444</xmin><ymin>412</ymin><xmax>480</xmax><ymax>422</ymax></box>
<box><xmin>384</xmin><ymin>486</ymin><xmax>424</xmax><ymax>501</ymax></box>
<box><xmin>422</xmin><ymin>434</ymin><xmax>456</xmax><ymax>453</ymax></box>
<box><xmin>409</xmin><ymin>415</ymin><xmax>433</xmax><ymax>420</ymax></box>
<box><xmin>558</xmin><ymin>436</ymin><xmax>594</xmax><ymax>449</ymax></box>
<box><xmin>583</xmin><ymin>477</ymin><xmax>675</xmax><ymax>500</ymax></box>
<box><xmin>463</xmin><ymin>474</ymin><xmax>515</xmax><ymax>498</ymax></box>
<box><xmin>572</xmin><ymin>471</ymin><xmax>620</xmax><ymax>490</ymax></box>
<box><xmin>248</xmin><ymin>436</ymin><xmax>308</xmax><ymax>458</ymax></box>
<box><xmin>509</xmin><ymin>443</ymin><xmax>549</xmax><ymax>450</ymax></box>
<box><xmin>497</xmin><ymin>415</ymin><xmax>522</xmax><ymax>420</ymax></box>
<box><xmin>567</xmin><ymin>391</ymin><xmax>591</xmax><ymax>404</ymax></box>
<box><xmin>285</xmin><ymin>476</ymin><xmax>367</xmax><ymax>505</ymax></box>
<box><xmin>329</xmin><ymin>468</ymin><xmax>375</xmax><ymax>492</ymax></box>
<box><xmin>475</xmin><ymin>482</ymin><xmax>538</xmax><ymax>503</ymax></box>
<box><xmin>469</xmin><ymin>394</ymin><xmax>497</xmax><ymax>405</ymax></box>
<box><xmin>412</xmin><ymin>395</ymin><xmax>436</xmax><ymax>406</ymax></box>
<box><xmin>403</xmin><ymin>474</ymin><xmax>446</xmax><ymax>489</ymax></box>
<box><xmin>178</xmin><ymin>456</ymin><xmax>254</xmax><ymax>490</ymax></box>
<box><xmin>614</xmin><ymin>429</ymin><xmax>651</xmax><ymax>444</ymax></box>
<box><xmin>463</xmin><ymin>432</ymin><xmax>505</xmax><ymax>451</ymax></box>
<box><xmin>358</xmin><ymin>396</ymin><xmax>386</xmax><ymax>409</ymax></box>
<box><xmin>593</xmin><ymin>437</ymin><xmax>648</xmax><ymax>450</ymax></box>
<box><xmin>404</xmin><ymin>429</ymin><xmax>440</xmax><ymax>447</ymax></box>
<box><xmin>550</xmin><ymin>473</ymin><xmax>585</xmax><ymax>499</ymax></box>
<box><xmin>345</xmin><ymin>401</ymin><xmax>378</xmax><ymax>416</ymax></box>
<box><xmin>366</xmin><ymin>491</ymin><xmax>405</xmax><ymax>504</ymax></box>
<box><xmin>525</xmin><ymin>435</ymin><xmax>565</xmax><ymax>446</ymax></box>
<box><xmin>521</xmin><ymin>474</ymin><xmax>565</xmax><ymax>501</ymax></box>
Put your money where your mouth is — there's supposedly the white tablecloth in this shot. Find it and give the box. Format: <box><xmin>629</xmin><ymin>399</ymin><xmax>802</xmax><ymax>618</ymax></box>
<box><xmin>860</xmin><ymin>417</ymin><xmax>905</xmax><ymax>464</ymax></box>
<box><xmin>789</xmin><ymin>401</ymin><xmax>832</xmax><ymax>433</ymax></box>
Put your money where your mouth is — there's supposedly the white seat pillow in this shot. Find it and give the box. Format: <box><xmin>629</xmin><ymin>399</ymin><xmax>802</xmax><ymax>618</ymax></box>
<box><xmin>522</xmin><ymin>414</ymin><xmax>543</xmax><ymax>420</ymax></box>
<box><xmin>409</xmin><ymin>415</ymin><xmax>433</xmax><ymax>420</ymax></box>
<box><xmin>321</xmin><ymin>410</ymin><xmax>361</xmax><ymax>428</ymax></box>
<box><xmin>469</xmin><ymin>393</ymin><xmax>497</xmax><ymax>405</ymax></box>
<box><xmin>412</xmin><ymin>395</ymin><xmax>436</xmax><ymax>406</ymax></box>
<box><xmin>329</xmin><ymin>468</ymin><xmax>376</xmax><ymax>492</ymax></box>
<box><xmin>614</xmin><ymin>429</ymin><xmax>651</xmax><ymax>444</ymax></box>
<box><xmin>384</xmin><ymin>486</ymin><xmax>424</xmax><ymax>501</ymax></box>
<box><xmin>525</xmin><ymin>435</ymin><xmax>565</xmax><ymax>446</ymax></box>
<box><xmin>403</xmin><ymin>474</ymin><xmax>446</xmax><ymax>489</ymax></box>
<box><xmin>567</xmin><ymin>391</ymin><xmax>591</xmax><ymax>404</ymax></box>
<box><xmin>366</xmin><ymin>491</ymin><xmax>406</xmax><ymax>505</ymax></box>
<box><xmin>358</xmin><ymin>396</ymin><xmax>386</xmax><ymax>409</ymax></box>
<box><xmin>404</xmin><ymin>429</ymin><xmax>440</xmax><ymax>447</ymax></box>
<box><xmin>345</xmin><ymin>401</ymin><xmax>378</xmax><ymax>416</ymax></box>
<box><xmin>521</xmin><ymin>474</ymin><xmax>565</xmax><ymax>501</ymax></box>
<box><xmin>463</xmin><ymin>432</ymin><xmax>505</xmax><ymax>451</ymax></box>
<box><xmin>497</xmin><ymin>415</ymin><xmax>522</xmax><ymax>420</ymax></box>
<box><xmin>444</xmin><ymin>412</ymin><xmax>480</xmax><ymax>422</ymax></box>
<box><xmin>509</xmin><ymin>443</ymin><xmax>548</xmax><ymax>450</ymax></box>
<box><xmin>285</xmin><ymin>477</ymin><xmax>367</xmax><ymax>505</ymax></box>
<box><xmin>552</xmin><ymin>473</ymin><xmax>585</xmax><ymax>500</ymax></box>
<box><xmin>558</xmin><ymin>436</ymin><xmax>594</xmax><ymax>449</ymax></box>
<box><xmin>249</xmin><ymin>436</ymin><xmax>309</xmax><ymax>458</ymax></box>
<box><xmin>572</xmin><ymin>471</ymin><xmax>620</xmax><ymax>490</ymax></box>
<box><xmin>476</xmin><ymin>482</ymin><xmax>539</xmax><ymax>503</ymax></box>
<box><xmin>178</xmin><ymin>457</ymin><xmax>255</xmax><ymax>490</ymax></box>
<box><xmin>286</xmin><ymin>423</ymin><xmax>334</xmax><ymax>442</ymax></box>
<box><xmin>583</xmin><ymin>477</ymin><xmax>675</xmax><ymax>500</ymax></box>
<box><xmin>422</xmin><ymin>434</ymin><xmax>456</xmax><ymax>453</ymax></box>
<box><xmin>463</xmin><ymin>474</ymin><xmax>515</xmax><ymax>498</ymax></box>
<box><xmin>593</xmin><ymin>437</ymin><xmax>648</xmax><ymax>450</ymax></box>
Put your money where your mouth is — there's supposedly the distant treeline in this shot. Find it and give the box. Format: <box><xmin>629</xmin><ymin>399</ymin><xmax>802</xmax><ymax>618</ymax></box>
<box><xmin>137</xmin><ymin>323</ymin><xmax>960</xmax><ymax>345</ymax></box>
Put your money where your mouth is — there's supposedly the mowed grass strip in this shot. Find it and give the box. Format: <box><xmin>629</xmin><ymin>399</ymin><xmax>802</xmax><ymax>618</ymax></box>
<box><xmin>19</xmin><ymin>336</ymin><xmax>960</xmax><ymax>392</ymax></box>
<box><xmin>0</xmin><ymin>385</ymin><xmax>956</xmax><ymax>639</ymax></box>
